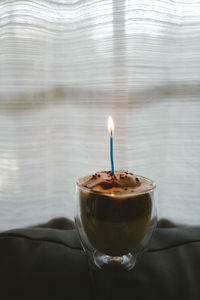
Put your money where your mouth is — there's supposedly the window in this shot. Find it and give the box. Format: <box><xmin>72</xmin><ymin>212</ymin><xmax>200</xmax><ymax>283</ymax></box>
<box><xmin>0</xmin><ymin>0</ymin><xmax>199</xmax><ymax>230</ymax></box>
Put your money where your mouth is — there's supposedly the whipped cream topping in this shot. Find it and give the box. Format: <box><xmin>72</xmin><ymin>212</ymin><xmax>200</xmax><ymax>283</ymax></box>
<box><xmin>82</xmin><ymin>170</ymin><xmax>154</xmax><ymax>194</ymax></box>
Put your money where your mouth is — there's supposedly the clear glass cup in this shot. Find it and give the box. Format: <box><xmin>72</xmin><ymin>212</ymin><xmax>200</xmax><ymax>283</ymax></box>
<box><xmin>75</xmin><ymin>175</ymin><xmax>157</xmax><ymax>271</ymax></box>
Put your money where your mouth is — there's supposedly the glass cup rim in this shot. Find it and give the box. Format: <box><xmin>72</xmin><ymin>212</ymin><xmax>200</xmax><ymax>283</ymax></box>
<box><xmin>76</xmin><ymin>174</ymin><xmax>156</xmax><ymax>197</ymax></box>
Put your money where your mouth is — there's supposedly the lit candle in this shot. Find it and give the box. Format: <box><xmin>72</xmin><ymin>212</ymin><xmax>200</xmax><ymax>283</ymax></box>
<box><xmin>107</xmin><ymin>116</ymin><xmax>114</xmax><ymax>175</ymax></box>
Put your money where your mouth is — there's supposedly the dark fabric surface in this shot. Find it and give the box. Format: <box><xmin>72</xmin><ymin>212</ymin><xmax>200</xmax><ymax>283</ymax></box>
<box><xmin>0</xmin><ymin>227</ymin><xmax>200</xmax><ymax>300</ymax></box>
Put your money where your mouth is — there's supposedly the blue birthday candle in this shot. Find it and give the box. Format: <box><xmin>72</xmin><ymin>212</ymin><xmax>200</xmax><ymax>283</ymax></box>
<box><xmin>110</xmin><ymin>132</ymin><xmax>114</xmax><ymax>175</ymax></box>
<box><xmin>108</xmin><ymin>116</ymin><xmax>114</xmax><ymax>175</ymax></box>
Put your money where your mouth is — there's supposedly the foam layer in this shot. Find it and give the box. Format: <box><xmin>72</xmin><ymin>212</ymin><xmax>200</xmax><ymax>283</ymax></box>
<box><xmin>82</xmin><ymin>170</ymin><xmax>154</xmax><ymax>194</ymax></box>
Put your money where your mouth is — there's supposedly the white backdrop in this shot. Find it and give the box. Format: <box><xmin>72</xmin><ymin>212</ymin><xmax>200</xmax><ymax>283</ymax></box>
<box><xmin>0</xmin><ymin>0</ymin><xmax>200</xmax><ymax>230</ymax></box>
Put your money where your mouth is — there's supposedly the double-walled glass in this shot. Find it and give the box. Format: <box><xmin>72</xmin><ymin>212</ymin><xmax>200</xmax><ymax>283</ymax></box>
<box><xmin>75</xmin><ymin>175</ymin><xmax>157</xmax><ymax>271</ymax></box>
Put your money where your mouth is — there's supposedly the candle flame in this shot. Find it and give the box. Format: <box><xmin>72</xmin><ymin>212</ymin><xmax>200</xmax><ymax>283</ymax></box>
<box><xmin>108</xmin><ymin>116</ymin><xmax>114</xmax><ymax>134</ymax></box>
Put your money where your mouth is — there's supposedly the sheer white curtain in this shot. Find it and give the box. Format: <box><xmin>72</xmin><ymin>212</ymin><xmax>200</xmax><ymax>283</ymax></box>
<box><xmin>0</xmin><ymin>0</ymin><xmax>200</xmax><ymax>230</ymax></box>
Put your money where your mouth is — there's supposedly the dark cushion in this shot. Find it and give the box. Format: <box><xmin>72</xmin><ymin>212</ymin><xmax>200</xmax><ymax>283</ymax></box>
<box><xmin>0</xmin><ymin>226</ymin><xmax>199</xmax><ymax>300</ymax></box>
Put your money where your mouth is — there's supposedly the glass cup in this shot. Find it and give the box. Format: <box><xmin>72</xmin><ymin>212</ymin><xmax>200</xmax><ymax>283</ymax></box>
<box><xmin>75</xmin><ymin>175</ymin><xmax>157</xmax><ymax>271</ymax></box>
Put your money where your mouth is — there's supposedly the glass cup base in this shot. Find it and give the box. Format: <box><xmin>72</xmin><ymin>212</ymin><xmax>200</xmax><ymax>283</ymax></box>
<box><xmin>93</xmin><ymin>250</ymin><xmax>136</xmax><ymax>271</ymax></box>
